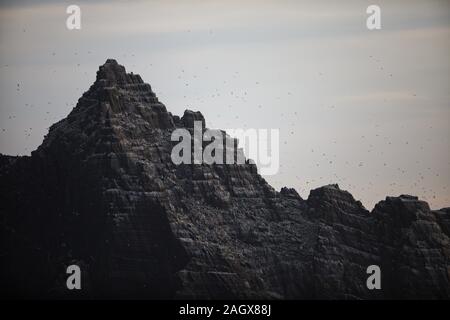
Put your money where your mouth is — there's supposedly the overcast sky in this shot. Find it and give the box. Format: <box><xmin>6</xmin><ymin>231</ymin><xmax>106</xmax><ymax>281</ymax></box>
<box><xmin>0</xmin><ymin>0</ymin><xmax>449</xmax><ymax>209</ymax></box>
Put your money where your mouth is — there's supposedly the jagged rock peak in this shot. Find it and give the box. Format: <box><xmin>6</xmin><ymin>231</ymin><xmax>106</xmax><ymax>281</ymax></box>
<box><xmin>95</xmin><ymin>59</ymin><xmax>144</xmax><ymax>87</ymax></box>
<box><xmin>180</xmin><ymin>109</ymin><xmax>206</xmax><ymax>128</ymax></box>
<box><xmin>280</xmin><ymin>187</ymin><xmax>302</xmax><ymax>199</ymax></box>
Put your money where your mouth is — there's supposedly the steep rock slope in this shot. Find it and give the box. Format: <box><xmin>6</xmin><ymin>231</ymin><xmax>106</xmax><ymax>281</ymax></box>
<box><xmin>1</xmin><ymin>60</ymin><xmax>449</xmax><ymax>299</ymax></box>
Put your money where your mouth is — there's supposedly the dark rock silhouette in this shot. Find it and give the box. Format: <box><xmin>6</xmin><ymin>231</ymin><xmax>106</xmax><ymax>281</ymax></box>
<box><xmin>1</xmin><ymin>60</ymin><xmax>449</xmax><ymax>299</ymax></box>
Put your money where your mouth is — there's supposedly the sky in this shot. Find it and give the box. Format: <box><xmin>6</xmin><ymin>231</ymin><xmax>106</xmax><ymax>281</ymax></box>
<box><xmin>0</xmin><ymin>0</ymin><xmax>449</xmax><ymax>209</ymax></box>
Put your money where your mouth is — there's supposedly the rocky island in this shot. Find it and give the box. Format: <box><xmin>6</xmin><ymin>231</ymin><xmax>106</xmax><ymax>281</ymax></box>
<box><xmin>1</xmin><ymin>60</ymin><xmax>449</xmax><ymax>299</ymax></box>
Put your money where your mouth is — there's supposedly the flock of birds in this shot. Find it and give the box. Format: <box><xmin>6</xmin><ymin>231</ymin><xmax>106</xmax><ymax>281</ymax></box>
<box><xmin>0</xmin><ymin>48</ymin><xmax>448</xmax><ymax>209</ymax></box>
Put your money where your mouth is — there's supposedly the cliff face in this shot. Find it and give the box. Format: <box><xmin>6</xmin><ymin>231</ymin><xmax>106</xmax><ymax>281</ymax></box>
<box><xmin>1</xmin><ymin>60</ymin><xmax>449</xmax><ymax>299</ymax></box>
